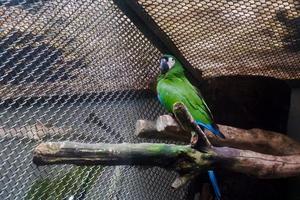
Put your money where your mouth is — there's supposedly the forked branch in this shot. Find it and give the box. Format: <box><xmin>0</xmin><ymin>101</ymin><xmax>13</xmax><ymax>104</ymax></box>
<box><xmin>33</xmin><ymin>102</ymin><xmax>300</xmax><ymax>189</ymax></box>
<box><xmin>136</xmin><ymin>115</ymin><xmax>300</xmax><ymax>156</ymax></box>
<box><xmin>33</xmin><ymin>141</ymin><xmax>300</xmax><ymax>178</ymax></box>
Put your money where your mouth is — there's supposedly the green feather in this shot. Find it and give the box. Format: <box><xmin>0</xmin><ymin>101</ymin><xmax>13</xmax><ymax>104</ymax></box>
<box><xmin>157</xmin><ymin>55</ymin><xmax>222</xmax><ymax>200</ymax></box>
<box><xmin>157</xmin><ymin>56</ymin><xmax>213</xmax><ymax>125</ymax></box>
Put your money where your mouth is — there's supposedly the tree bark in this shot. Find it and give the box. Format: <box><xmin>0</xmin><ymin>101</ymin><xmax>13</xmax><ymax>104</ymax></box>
<box><xmin>136</xmin><ymin>115</ymin><xmax>300</xmax><ymax>156</ymax></box>
<box><xmin>32</xmin><ymin>102</ymin><xmax>300</xmax><ymax>191</ymax></box>
<box><xmin>33</xmin><ymin>141</ymin><xmax>300</xmax><ymax>179</ymax></box>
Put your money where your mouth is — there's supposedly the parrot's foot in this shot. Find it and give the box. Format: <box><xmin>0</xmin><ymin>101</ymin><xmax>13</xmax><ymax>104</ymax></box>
<box><xmin>190</xmin><ymin>131</ymin><xmax>198</xmax><ymax>147</ymax></box>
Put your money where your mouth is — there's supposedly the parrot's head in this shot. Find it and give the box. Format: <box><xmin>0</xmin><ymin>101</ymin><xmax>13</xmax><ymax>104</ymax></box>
<box><xmin>159</xmin><ymin>54</ymin><xmax>183</xmax><ymax>75</ymax></box>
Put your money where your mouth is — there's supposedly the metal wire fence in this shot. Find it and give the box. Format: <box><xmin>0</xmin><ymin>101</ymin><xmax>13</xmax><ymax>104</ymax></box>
<box><xmin>138</xmin><ymin>0</ymin><xmax>300</xmax><ymax>79</ymax></box>
<box><xmin>0</xmin><ymin>0</ymin><xmax>299</xmax><ymax>199</ymax></box>
<box><xmin>0</xmin><ymin>0</ymin><xmax>187</xmax><ymax>199</ymax></box>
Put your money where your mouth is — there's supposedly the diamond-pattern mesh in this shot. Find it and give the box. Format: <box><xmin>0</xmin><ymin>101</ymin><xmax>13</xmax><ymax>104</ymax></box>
<box><xmin>1</xmin><ymin>0</ymin><xmax>300</xmax><ymax>199</ymax></box>
<box><xmin>0</xmin><ymin>0</ymin><xmax>187</xmax><ymax>199</ymax></box>
<box><xmin>138</xmin><ymin>0</ymin><xmax>300</xmax><ymax>79</ymax></box>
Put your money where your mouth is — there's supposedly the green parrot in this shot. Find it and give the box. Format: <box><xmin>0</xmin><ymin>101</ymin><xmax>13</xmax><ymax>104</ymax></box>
<box><xmin>156</xmin><ymin>54</ymin><xmax>224</xmax><ymax>200</ymax></box>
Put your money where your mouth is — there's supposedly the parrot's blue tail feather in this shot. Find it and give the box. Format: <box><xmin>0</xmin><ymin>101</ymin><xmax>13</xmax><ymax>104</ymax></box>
<box><xmin>196</xmin><ymin>121</ymin><xmax>223</xmax><ymax>199</ymax></box>
<box><xmin>195</xmin><ymin>121</ymin><xmax>225</xmax><ymax>138</ymax></box>
<box><xmin>208</xmin><ymin>170</ymin><xmax>221</xmax><ymax>200</ymax></box>
<box><xmin>210</xmin><ymin>127</ymin><xmax>225</xmax><ymax>139</ymax></box>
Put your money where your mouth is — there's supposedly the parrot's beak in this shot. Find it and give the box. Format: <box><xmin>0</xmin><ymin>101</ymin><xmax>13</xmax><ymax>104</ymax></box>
<box><xmin>160</xmin><ymin>59</ymin><xmax>169</xmax><ymax>74</ymax></box>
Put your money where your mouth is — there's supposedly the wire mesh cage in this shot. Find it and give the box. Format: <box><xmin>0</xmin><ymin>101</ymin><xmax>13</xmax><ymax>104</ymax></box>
<box><xmin>0</xmin><ymin>0</ymin><xmax>299</xmax><ymax>200</ymax></box>
<box><xmin>0</xmin><ymin>0</ymin><xmax>187</xmax><ymax>199</ymax></box>
<box><xmin>138</xmin><ymin>0</ymin><xmax>300</xmax><ymax>79</ymax></box>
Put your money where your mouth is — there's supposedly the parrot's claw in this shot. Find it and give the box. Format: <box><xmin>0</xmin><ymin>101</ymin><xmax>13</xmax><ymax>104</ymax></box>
<box><xmin>190</xmin><ymin>131</ymin><xmax>198</xmax><ymax>146</ymax></box>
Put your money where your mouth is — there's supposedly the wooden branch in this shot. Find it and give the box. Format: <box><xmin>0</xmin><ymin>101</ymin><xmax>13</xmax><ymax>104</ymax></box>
<box><xmin>33</xmin><ymin>142</ymin><xmax>202</xmax><ymax>168</ymax></box>
<box><xmin>208</xmin><ymin>125</ymin><xmax>300</xmax><ymax>156</ymax></box>
<box><xmin>33</xmin><ymin>141</ymin><xmax>300</xmax><ymax>179</ymax></box>
<box><xmin>135</xmin><ymin>115</ymin><xmax>190</xmax><ymax>141</ymax></box>
<box><xmin>172</xmin><ymin>102</ymin><xmax>211</xmax><ymax>148</ymax></box>
<box><xmin>214</xmin><ymin>146</ymin><xmax>300</xmax><ymax>178</ymax></box>
<box><xmin>32</xmin><ymin>103</ymin><xmax>300</xmax><ymax>192</ymax></box>
<box><xmin>136</xmin><ymin>115</ymin><xmax>300</xmax><ymax>156</ymax></box>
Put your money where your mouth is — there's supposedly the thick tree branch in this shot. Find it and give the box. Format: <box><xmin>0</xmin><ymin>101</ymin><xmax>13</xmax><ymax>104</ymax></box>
<box><xmin>33</xmin><ymin>141</ymin><xmax>300</xmax><ymax>179</ymax></box>
<box><xmin>33</xmin><ymin>142</ymin><xmax>193</xmax><ymax>167</ymax></box>
<box><xmin>32</xmin><ymin>102</ymin><xmax>300</xmax><ymax>191</ymax></box>
<box><xmin>215</xmin><ymin>146</ymin><xmax>300</xmax><ymax>178</ymax></box>
<box><xmin>136</xmin><ymin>115</ymin><xmax>300</xmax><ymax>156</ymax></box>
<box><xmin>213</xmin><ymin>126</ymin><xmax>300</xmax><ymax>155</ymax></box>
<box><xmin>135</xmin><ymin>115</ymin><xmax>190</xmax><ymax>141</ymax></box>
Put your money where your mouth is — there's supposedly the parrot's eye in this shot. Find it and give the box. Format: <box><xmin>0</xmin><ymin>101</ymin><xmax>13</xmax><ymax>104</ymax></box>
<box><xmin>169</xmin><ymin>57</ymin><xmax>175</xmax><ymax>67</ymax></box>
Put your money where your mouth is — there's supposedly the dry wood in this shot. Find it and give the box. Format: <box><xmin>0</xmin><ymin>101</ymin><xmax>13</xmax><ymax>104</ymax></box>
<box><xmin>136</xmin><ymin>115</ymin><xmax>300</xmax><ymax>156</ymax></box>
<box><xmin>172</xmin><ymin>102</ymin><xmax>211</xmax><ymax>148</ymax></box>
<box><xmin>32</xmin><ymin>102</ymin><xmax>300</xmax><ymax>190</ymax></box>
<box><xmin>33</xmin><ymin>141</ymin><xmax>300</xmax><ymax>179</ymax></box>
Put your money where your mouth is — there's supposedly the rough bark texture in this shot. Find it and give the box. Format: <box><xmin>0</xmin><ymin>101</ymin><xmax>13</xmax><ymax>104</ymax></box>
<box><xmin>33</xmin><ymin>142</ymin><xmax>191</xmax><ymax>167</ymax></box>
<box><xmin>215</xmin><ymin>147</ymin><xmax>300</xmax><ymax>178</ymax></box>
<box><xmin>33</xmin><ymin>141</ymin><xmax>300</xmax><ymax>179</ymax></box>
<box><xmin>135</xmin><ymin>115</ymin><xmax>190</xmax><ymax>142</ymax></box>
<box><xmin>32</xmin><ymin>102</ymin><xmax>300</xmax><ymax>180</ymax></box>
<box><xmin>211</xmin><ymin>125</ymin><xmax>300</xmax><ymax>156</ymax></box>
<box><xmin>32</xmin><ymin>76</ymin><xmax>292</xmax><ymax>200</ymax></box>
<box><xmin>136</xmin><ymin>115</ymin><xmax>300</xmax><ymax>156</ymax></box>
<box><xmin>172</xmin><ymin>103</ymin><xmax>211</xmax><ymax>148</ymax></box>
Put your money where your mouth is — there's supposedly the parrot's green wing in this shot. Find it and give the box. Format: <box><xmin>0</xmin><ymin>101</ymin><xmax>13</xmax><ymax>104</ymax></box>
<box><xmin>157</xmin><ymin>55</ymin><xmax>223</xmax><ymax>200</ymax></box>
<box><xmin>181</xmin><ymin>78</ymin><xmax>214</xmax><ymax>124</ymax></box>
<box><xmin>183</xmin><ymin>78</ymin><xmax>215</xmax><ymax>121</ymax></box>
<box><xmin>157</xmin><ymin>76</ymin><xmax>214</xmax><ymax>125</ymax></box>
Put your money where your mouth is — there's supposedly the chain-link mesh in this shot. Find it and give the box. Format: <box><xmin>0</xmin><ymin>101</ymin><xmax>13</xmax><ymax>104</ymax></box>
<box><xmin>1</xmin><ymin>0</ymin><xmax>299</xmax><ymax>199</ymax></box>
<box><xmin>0</xmin><ymin>0</ymin><xmax>188</xmax><ymax>199</ymax></box>
<box><xmin>138</xmin><ymin>0</ymin><xmax>300</xmax><ymax>79</ymax></box>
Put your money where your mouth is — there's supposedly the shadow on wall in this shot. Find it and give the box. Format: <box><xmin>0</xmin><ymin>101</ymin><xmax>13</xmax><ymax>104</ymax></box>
<box><xmin>190</xmin><ymin>75</ymin><xmax>291</xmax><ymax>200</ymax></box>
<box><xmin>276</xmin><ymin>9</ymin><xmax>300</xmax><ymax>52</ymax></box>
<box><xmin>287</xmin><ymin>88</ymin><xmax>300</xmax><ymax>200</ymax></box>
<box><xmin>200</xmin><ymin>75</ymin><xmax>291</xmax><ymax>133</ymax></box>
<box><xmin>288</xmin><ymin>88</ymin><xmax>300</xmax><ymax>141</ymax></box>
<box><xmin>0</xmin><ymin>31</ymin><xmax>85</xmax><ymax>85</ymax></box>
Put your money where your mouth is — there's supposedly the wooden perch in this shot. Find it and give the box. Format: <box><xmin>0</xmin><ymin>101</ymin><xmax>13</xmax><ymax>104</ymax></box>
<box><xmin>33</xmin><ymin>141</ymin><xmax>300</xmax><ymax>179</ymax></box>
<box><xmin>172</xmin><ymin>102</ymin><xmax>211</xmax><ymax>148</ymax></box>
<box><xmin>33</xmin><ymin>102</ymin><xmax>300</xmax><ymax>190</ymax></box>
<box><xmin>136</xmin><ymin>115</ymin><xmax>300</xmax><ymax>156</ymax></box>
